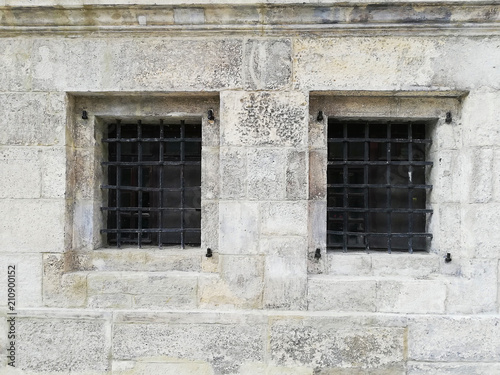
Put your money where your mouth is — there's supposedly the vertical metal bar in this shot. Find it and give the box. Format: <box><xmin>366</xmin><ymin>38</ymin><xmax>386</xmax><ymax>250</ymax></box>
<box><xmin>408</xmin><ymin>122</ymin><xmax>414</xmax><ymax>253</ymax></box>
<box><xmin>386</xmin><ymin>123</ymin><xmax>392</xmax><ymax>253</ymax></box>
<box><xmin>116</xmin><ymin>121</ymin><xmax>122</xmax><ymax>248</ymax></box>
<box><xmin>342</xmin><ymin>122</ymin><xmax>348</xmax><ymax>252</ymax></box>
<box><xmin>158</xmin><ymin>120</ymin><xmax>164</xmax><ymax>248</ymax></box>
<box><xmin>137</xmin><ymin>120</ymin><xmax>143</xmax><ymax>248</ymax></box>
<box><xmin>364</xmin><ymin>122</ymin><xmax>369</xmax><ymax>251</ymax></box>
<box><xmin>180</xmin><ymin>120</ymin><xmax>185</xmax><ymax>249</ymax></box>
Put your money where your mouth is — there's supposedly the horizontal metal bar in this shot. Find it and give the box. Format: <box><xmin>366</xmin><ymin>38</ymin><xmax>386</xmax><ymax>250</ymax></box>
<box><xmin>327</xmin><ymin>183</ymin><xmax>432</xmax><ymax>189</ymax></box>
<box><xmin>103</xmin><ymin>137</ymin><xmax>201</xmax><ymax>143</ymax></box>
<box><xmin>327</xmin><ymin>161</ymin><xmax>432</xmax><ymax>166</ymax></box>
<box><xmin>102</xmin><ymin>161</ymin><xmax>201</xmax><ymax>166</ymax></box>
<box><xmin>327</xmin><ymin>207</ymin><xmax>433</xmax><ymax>213</ymax></box>
<box><xmin>326</xmin><ymin>231</ymin><xmax>433</xmax><ymax>238</ymax></box>
<box><xmin>328</xmin><ymin>137</ymin><xmax>431</xmax><ymax>143</ymax></box>
<box><xmin>101</xmin><ymin>184</ymin><xmax>200</xmax><ymax>192</ymax></box>
<box><xmin>101</xmin><ymin>228</ymin><xmax>201</xmax><ymax>234</ymax></box>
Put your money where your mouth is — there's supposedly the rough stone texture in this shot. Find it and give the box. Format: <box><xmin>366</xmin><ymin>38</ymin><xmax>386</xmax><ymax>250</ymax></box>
<box><xmin>371</xmin><ymin>254</ymin><xmax>440</xmax><ymax>278</ymax></box>
<box><xmin>407</xmin><ymin>362</ymin><xmax>500</xmax><ymax>375</ymax></box>
<box><xmin>308</xmin><ymin>276</ymin><xmax>377</xmax><ymax>312</ymax></box>
<box><xmin>243</xmin><ymin>39</ymin><xmax>292</xmax><ymax>90</ymax></box>
<box><xmin>201</xmin><ymin>201</ymin><xmax>220</xmax><ymax>253</ymax></box>
<box><xmin>113</xmin><ymin>360</ymin><xmax>216</xmax><ymax>375</ymax></box>
<box><xmin>0</xmin><ymin>147</ymin><xmax>41</xmax><ymax>199</ymax></box>
<box><xmin>327</xmin><ymin>254</ymin><xmax>372</xmax><ymax>276</ymax></box>
<box><xmin>261</xmin><ymin>201</ymin><xmax>308</xmax><ymax>236</ymax></box>
<box><xmin>408</xmin><ymin>316</ymin><xmax>500</xmax><ymax>361</ymax></box>
<box><xmin>16</xmin><ymin>314</ymin><xmax>110</xmax><ymax>373</ymax></box>
<box><xmin>377</xmin><ymin>279</ymin><xmax>446</xmax><ymax>314</ymax></box>
<box><xmin>202</xmin><ymin>148</ymin><xmax>220</xmax><ymax>200</ymax></box>
<box><xmin>309</xmin><ymin>151</ymin><xmax>326</xmax><ymax>200</ymax></box>
<box><xmin>88</xmin><ymin>293</ymin><xmax>132</xmax><ymax>309</ymax></box>
<box><xmin>462</xmin><ymin>204</ymin><xmax>500</xmax><ymax>259</ymax></box>
<box><xmin>219</xmin><ymin>147</ymin><xmax>247</xmax><ymax>199</ymax></box>
<box><xmin>113</xmin><ymin>320</ymin><xmax>265</xmax><ymax>374</ymax></box>
<box><xmin>262</xmin><ymin>236</ymin><xmax>307</xmax><ymax>310</ymax></box>
<box><xmin>466</xmin><ymin>148</ymin><xmax>494</xmax><ymax>204</ymax></box>
<box><xmin>0</xmin><ymin>92</ymin><xmax>66</xmax><ymax>146</ymax></box>
<box><xmin>221</xmin><ymin>91</ymin><xmax>308</xmax><ymax>147</ymax></box>
<box><xmin>0</xmin><ymin>38</ymin><xmax>32</xmax><ymax>91</ymax></box>
<box><xmin>462</xmin><ymin>90</ymin><xmax>500</xmax><ymax>147</ymax></box>
<box><xmin>219</xmin><ymin>201</ymin><xmax>259</xmax><ymax>254</ymax></box>
<box><xmin>286</xmin><ymin>150</ymin><xmax>308</xmax><ymax>200</ymax></box>
<box><xmin>270</xmin><ymin>318</ymin><xmax>404</xmax><ymax>369</ymax></box>
<box><xmin>247</xmin><ymin>148</ymin><xmax>287</xmax><ymax>200</ymax></box>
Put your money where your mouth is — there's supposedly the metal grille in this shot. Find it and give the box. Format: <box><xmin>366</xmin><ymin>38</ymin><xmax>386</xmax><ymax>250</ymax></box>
<box><xmin>101</xmin><ymin>120</ymin><xmax>201</xmax><ymax>248</ymax></box>
<box><xmin>327</xmin><ymin>120</ymin><xmax>433</xmax><ymax>253</ymax></box>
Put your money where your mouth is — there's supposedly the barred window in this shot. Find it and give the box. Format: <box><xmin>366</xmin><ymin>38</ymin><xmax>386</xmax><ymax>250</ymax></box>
<box><xmin>101</xmin><ymin>120</ymin><xmax>201</xmax><ymax>248</ymax></box>
<box><xmin>327</xmin><ymin>120</ymin><xmax>433</xmax><ymax>252</ymax></box>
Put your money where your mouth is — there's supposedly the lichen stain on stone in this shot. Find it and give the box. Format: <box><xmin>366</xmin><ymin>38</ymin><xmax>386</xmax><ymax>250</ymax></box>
<box><xmin>237</xmin><ymin>93</ymin><xmax>305</xmax><ymax>146</ymax></box>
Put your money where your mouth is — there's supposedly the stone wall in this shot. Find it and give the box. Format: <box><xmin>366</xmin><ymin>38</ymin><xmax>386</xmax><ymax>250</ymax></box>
<box><xmin>0</xmin><ymin>1</ymin><xmax>500</xmax><ymax>374</ymax></box>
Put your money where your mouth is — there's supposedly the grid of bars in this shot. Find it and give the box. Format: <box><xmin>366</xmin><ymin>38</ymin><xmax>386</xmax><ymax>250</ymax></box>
<box><xmin>101</xmin><ymin>120</ymin><xmax>201</xmax><ymax>248</ymax></box>
<box><xmin>327</xmin><ymin>120</ymin><xmax>433</xmax><ymax>253</ymax></box>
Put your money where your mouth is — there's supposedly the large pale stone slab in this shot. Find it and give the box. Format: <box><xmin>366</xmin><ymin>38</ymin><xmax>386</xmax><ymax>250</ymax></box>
<box><xmin>0</xmin><ymin>147</ymin><xmax>41</xmax><ymax>199</ymax></box>
<box><xmin>270</xmin><ymin>318</ymin><xmax>404</xmax><ymax>369</ymax></box>
<box><xmin>462</xmin><ymin>204</ymin><xmax>500</xmax><ymax>259</ymax></box>
<box><xmin>113</xmin><ymin>321</ymin><xmax>265</xmax><ymax>374</ymax></box>
<box><xmin>294</xmin><ymin>37</ymin><xmax>437</xmax><ymax>90</ymax></box>
<box><xmin>219</xmin><ymin>201</ymin><xmax>259</xmax><ymax>254</ymax></box>
<box><xmin>407</xmin><ymin>362</ymin><xmax>500</xmax><ymax>375</ymax></box>
<box><xmin>221</xmin><ymin>91</ymin><xmax>308</xmax><ymax>147</ymax></box>
<box><xmin>113</xmin><ymin>360</ymin><xmax>215</xmax><ymax>375</ymax></box>
<box><xmin>0</xmin><ymin>93</ymin><xmax>66</xmax><ymax>146</ymax></box>
<box><xmin>219</xmin><ymin>147</ymin><xmax>247</xmax><ymax>199</ymax></box>
<box><xmin>327</xmin><ymin>253</ymin><xmax>372</xmax><ymax>276</ymax></box>
<box><xmin>247</xmin><ymin>148</ymin><xmax>287</xmax><ymax>200</ymax></box>
<box><xmin>261</xmin><ymin>201</ymin><xmax>308</xmax><ymax>236</ymax></box>
<box><xmin>243</xmin><ymin>39</ymin><xmax>292</xmax><ymax>90</ymax></box>
<box><xmin>408</xmin><ymin>316</ymin><xmax>500</xmax><ymax>361</ymax></box>
<box><xmin>371</xmin><ymin>254</ymin><xmax>439</xmax><ymax>278</ymax></box>
<box><xmin>16</xmin><ymin>315</ymin><xmax>110</xmax><ymax>373</ymax></box>
<box><xmin>0</xmin><ymin>199</ymin><xmax>66</xmax><ymax>253</ymax></box>
<box><xmin>307</xmin><ymin>276</ymin><xmax>376</xmax><ymax>312</ymax></box>
<box><xmin>0</xmin><ymin>38</ymin><xmax>32</xmax><ymax>91</ymax></box>
<box><xmin>462</xmin><ymin>90</ymin><xmax>500</xmax><ymax>147</ymax></box>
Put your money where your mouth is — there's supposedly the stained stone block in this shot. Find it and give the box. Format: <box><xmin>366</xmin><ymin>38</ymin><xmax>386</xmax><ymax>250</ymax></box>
<box><xmin>247</xmin><ymin>148</ymin><xmax>287</xmax><ymax>200</ymax></box>
<box><xmin>0</xmin><ymin>92</ymin><xmax>66</xmax><ymax>146</ymax></box>
<box><xmin>261</xmin><ymin>201</ymin><xmax>308</xmax><ymax>236</ymax></box>
<box><xmin>0</xmin><ymin>147</ymin><xmax>41</xmax><ymax>199</ymax></box>
<box><xmin>0</xmin><ymin>38</ymin><xmax>32</xmax><ymax>91</ymax></box>
<box><xmin>270</xmin><ymin>318</ymin><xmax>404</xmax><ymax>369</ymax></box>
<box><xmin>113</xmin><ymin>360</ymin><xmax>215</xmax><ymax>375</ymax></box>
<box><xmin>113</xmin><ymin>321</ymin><xmax>265</xmax><ymax>375</ymax></box>
<box><xmin>0</xmin><ymin>199</ymin><xmax>66</xmax><ymax>253</ymax></box>
<box><xmin>309</xmin><ymin>150</ymin><xmax>327</xmax><ymax>200</ymax></box>
<box><xmin>462</xmin><ymin>90</ymin><xmax>500</xmax><ymax>147</ymax></box>
<box><xmin>219</xmin><ymin>201</ymin><xmax>259</xmax><ymax>254</ymax></box>
<box><xmin>202</xmin><ymin>148</ymin><xmax>220</xmax><ymax>200</ymax></box>
<box><xmin>327</xmin><ymin>254</ymin><xmax>372</xmax><ymax>276</ymax></box>
<box><xmin>221</xmin><ymin>91</ymin><xmax>308</xmax><ymax>147</ymax></box>
<box><xmin>243</xmin><ymin>39</ymin><xmax>292</xmax><ymax>90</ymax></box>
<box><xmin>220</xmin><ymin>147</ymin><xmax>247</xmax><ymax>199</ymax></box>
<box><xmin>307</xmin><ymin>276</ymin><xmax>377</xmax><ymax>312</ymax></box>
<box><xmin>286</xmin><ymin>150</ymin><xmax>308</xmax><ymax>200</ymax></box>
<box><xmin>407</xmin><ymin>362</ymin><xmax>500</xmax><ymax>375</ymax></box>
<box><xmin>88</xmin><ymin>293</ymin><xmax>132</xmax><ymax>309</ymax></box>
<box><xmin>201</xmin><ymin>201</ymin><xmax>219</xmax><ymax>253</ymax></box>
<box><xmin>133</xmin><ymin>293</ymin><xmax>197</xmax><ymax>309</ymax></box>
<box><xmin>17</xmin><ymin>314</ymin><xmax>110</xmax><ymax>373</ymax></box>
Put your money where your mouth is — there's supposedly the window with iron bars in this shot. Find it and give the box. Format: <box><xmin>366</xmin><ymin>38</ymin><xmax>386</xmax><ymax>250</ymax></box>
<box><xmin>101</xmin><ymin>119</ymin><xmax>201</xmax><ymax>248</ymax></box>
<box><xmin>327</xmin><ymin>119</ymin><xmax>433</xmax><ymax>253</ymax></box>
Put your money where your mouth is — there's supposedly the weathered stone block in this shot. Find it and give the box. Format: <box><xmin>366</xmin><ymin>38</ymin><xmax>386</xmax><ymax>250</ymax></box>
<box><xmin>17</xmin><ymin>313</ymin><xmax>110</xmax><ymax>373</ymax></box>
<box><xmin>407</xmin><ymin>362</ymin><xmax>500</xmax><ymax>375</ymax></box>
<box><xmin>270</xmin><ymin>318</ymin><xmax>404</xmax><ymax>369</ymax></box>
<box><xmin>262</xmin><ymin>236</ymin><xmax>307</xmax><ymax>310</ymax></box>
<box><xmin>294</xmin><ymin>37</ymin><xmax>436</xmax><ymax>90</ymax></box>
<box><xmin>88</xmin><ymin>293</ymin><xmax>132</xmax><ymax>309</ymax></box>
<box><xmin>377</xmin><ymin>279</ymin><xmax>446</xmax><ymax>314</ymax></box>
<box><xmin>286</xmin><ymin>150</ymin><xmax>308</xmax><ymax>200</ymax></box>
<box><xmin>40</xmin><ymin>146</ymin><xmax>66</xmax><ymax>198</ymax></box>
<box><xmin>465</xmin><ymin>148</ymin><xmax>494</xmax><ymax>204</ymax></box>
<box><xmin>113</xmin><ymin>319</ymin><xmax>265</xmax><ymax>374</ymax></box>
<box><xmin>113</xmin><ymin>360</ymin><xmax>215</xmax><ymax>375</ymax></box>
<box><xmin>309</xmin><ymin>150</ymin><xmax>326</xmax><ymax>200</ymax></box>
<box><xmin>247</xmin><ymin>148</ymin><xmax>287</xmax><ymax>200</ymax></box>
<box><xmin>408</xmin><ymin>316</ymin><xmax>500</xmax><ymax>361</ymax></box>
<box><xmin>219</xmin><ymin>147</ymin><xmax>247</xmax><ymax>199</ymax></box>
<box><xmin>243</xmin><ymin>39</ymin><xmax>292</xmax><ymax>90</ymax></box>
<box><xmin>432</xmin><ymin>204</ymin><xmax>461</xmax><ymax>254</ymax></box>
<box><xmin>133</xmin><ymin>293</ymin><xmax>197</xmax><ymax>309</ymax></box>
<box><xmin>221</xmin><ymin>91</ymin><xmax>308</xmax><ymax>147</ymax></box>
<box><xmin>494</xmin><ymin>149</ymin><xmax>500</xmax><ymax>203</ymax></box>
<box><xmin>0</xmin><ymin>147</ymin><xmax>41</xmax><ymax>199</ymax></box>
<box><xmin>201</xmin><ymin>201</ymin><xmax>219</xmax><ymax>253</ymax></box>
<box><xmin>174</xmin><ymin>7</ymin><xmax>205</xmax><ymax>24</ymax></box>
<box><xmin>261</xmin><ymin>201</ymin><xmax>308</xmax><ymax>236</ymax></box>
<box><xmin>0</xmin><ymin>92</ymin><xmax>66</xmax><ymax>146</ymax></box>
<box><xmin>371</xmin><ymin>254</ymin><xmax>439</xmax><ymax>278</ymax></box>
<box><xmin>219</xmin><ymin>201</ymin><xmax>259</xmax><ymax>254</ymax></box>
<box><xmin>308</xmin><ymin>201</ymin><xmax>326</xmax><ymax>254</ymax></box>
<box><xmin>327</xmin><ymin>253</ymin><xmax>372</xmax><ymax>276</ymax></box>
<box><xmin>429</xmin><ymin>149</ymin><xmax>463</xmax><ymax>204</ymax></box>
<box><xmin>0</xmin><ymin>253</ymin><xmax>42</xmax><ymax>308</ymax></box>
<box><xmin>202</xmin><ymin>148</ymin><xmax>220</xmax><ymax>200</ymax></box>
<box><xmin>461</xmin><ymin>204</ymin><xmax>500</xmax><ymax>259</ymax></box>
<box><xmin>307</xmin><ymin>276</ymin><xmax>377</xmax><ymax>312</ymax></box>
<box><xmin>0</xmin><ymin>199</ymin><xmax>66</xmax><ymax>253</ymax></box>
<box><xmin>0</xmin><ymin>38</ymin><xmax>32</xmax><ymax>91</ymax></box>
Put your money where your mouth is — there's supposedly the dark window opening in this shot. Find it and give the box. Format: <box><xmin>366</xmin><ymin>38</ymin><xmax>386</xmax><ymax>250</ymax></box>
<box><xmin>101</xmin><ymin>120</ymin><xmax>201</xmax><ymax>248</ymax></box>
<box><xmin>327</xmin><ymin>120</ymin><xmax>432</xmax><ymax>253</ymax></box>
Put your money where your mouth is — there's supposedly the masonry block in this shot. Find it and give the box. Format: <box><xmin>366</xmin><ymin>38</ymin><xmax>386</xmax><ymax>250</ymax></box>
<box><xmin>433</xmin><ymin>204</ymin><xmax>461</xmax><ymax>255</ymax></box>
<box><xmin>0</xmin><ymin>92</ymin><xmax>66</xmax><ymax>146</ymax></box>
<box><xmin>16</xmin><ymin>312</ymin><xmax>110</xmax><ymax>374</ymax></box>
<box><xmin>462</xmin><ymin>204</ymin><xmax>500</xmax><ymax>259</ymax></box>
<box><xmin>466</xmin><ymin>148</ymin><xmax>494</xmax><ymax>204</ymax></box>
<box><xmin>88</xmin><ymin>293</ymin><xmax>132</xmax><ymax>309</ymax></box>
<box><xmin>202</xmin><ymin>148</ymin><xmax>220</xmax><ymax>200</ymax></box>
<box><xmin>243</xmin><ymin>39</ymin><xmax>292</xmax><ymax>90</ymax></box>
<box><xmin>201</xmin><ymin>201</ymin><xmax>219</xmax><ymax>253</ymax></box>
<box><xmin>261</xmin><ymin>201</ymin><xmax>308</xmax><ymax>236</ymax></box>
<box><xmin>309</xmin><ymin>150</ymin><xmax>326</xmax><ymax>200</ymax></box>
<box><xmin>0</xmin><ymin>147</ymin><xmax>41</xmax><ymax>199</ymax></box>
<box><xmin>407</xmin><ymin>362</ymin><xmax>500</xmax><ymax>375</ymax></box>
<box><xmin>270</xmin><ymin>317</ymin><xmax>404</xmax><ymax>369</ymax></box>
<box><xmin>377</xmin><ymin>279</ymin><xmax>446</xmax><ymax>314</ymax></box>
<box><xmin>0</xmin><ymin>199</ymin><xmax>66</xmax><ymax>253</ymax></box>
<box><xmin>408</xmin><ymin>316</ymin><xmax>500</xmax><ymax>361</ymax></box>
<box><xmin>247</xmin><ymin>148</ymin><xmax>287</xmax><ymax>200</ymax></box>
<box><xmin>327</xmin><ymin>253</ymin><xmax>372</xmax><ymax>276</ymax></box>
<box><xmin>0</xmin><ymin>38</ymin><xmax>32</xmax><ymax>91</ymax></box>
<box><xmin>219</xmin><ymin>201</ymin><xmax>259</xmax><ymax>254</ymax></box>
<box><xmin>262</xmin><ymin>237</ymin><xmax>307</xmax><ymax>310</ymax></box>
<box><xmin>286</xmin><ymin>150</ymin><xmax>308</xmax><ymax>200</ymax></box>
<box><xmin>307</xmin><ymin>276</ymin><xmax>377</xmax><ymax>312</ymax></box>
<box><xmin>113</xmin><ymin>360</ymin><xmax>215</xmax><ymax>375</ymax></box>
<box><xmin>371</xmin><ymin>254</ymin><xmax>439</xmax><ymax>278</ymax></box>
<box><xmin>221</xmin><ymin>91</ymin><xmax>308</xmax><ymax>147</ymax></box>
<box><xmin>429</xmin><ymin>149</ymin><xmax>462</xmax><ymax>204</ymax></box>
<box><xmin>219</xmin><ymin>147</ymin><xmax>247</xmax><ymax>199</ymax></box>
